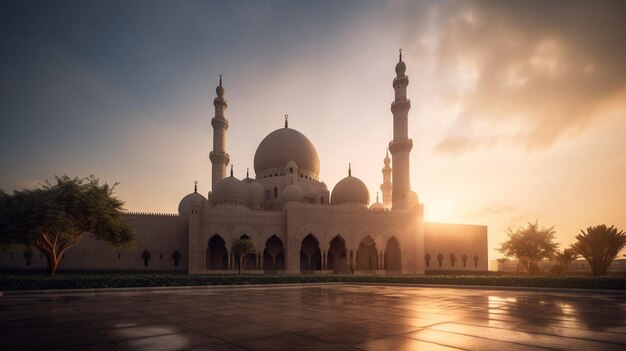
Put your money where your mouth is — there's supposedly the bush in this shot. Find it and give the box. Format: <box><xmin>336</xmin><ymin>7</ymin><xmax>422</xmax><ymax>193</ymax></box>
<box><xmin>1</xmin><ymin>274</ymin><xmax>625</xmax><ymax>291</ymax></box>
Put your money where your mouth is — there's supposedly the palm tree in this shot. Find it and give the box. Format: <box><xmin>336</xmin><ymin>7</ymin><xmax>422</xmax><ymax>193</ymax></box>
<box><xmin>571</xmin><ymin>225</ymin><xmax>626</xmax><ymax>276</ymax></box>
<box><xmin>553</xmin><ymin>248</ymin><xmax>578</xmax><ymax>274</ymax></box>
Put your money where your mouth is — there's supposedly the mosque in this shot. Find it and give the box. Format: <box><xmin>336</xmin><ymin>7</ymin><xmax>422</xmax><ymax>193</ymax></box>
<box><xmin>0</xmin><ymin>52</ymin><xmax>488</xmax><ymax>274</ymax></box>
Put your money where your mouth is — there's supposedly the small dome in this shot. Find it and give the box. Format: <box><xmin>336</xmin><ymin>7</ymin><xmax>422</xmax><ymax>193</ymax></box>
<box><xmin>331</xmin><ymin>176</ymin><xmax>370</xmax><ymax>206</ymax></box>
<box><xmin>254</xmin><ymin>128</ymin><xmax>320</xmax><ymax>177</ymax></box>
<box><xmin>213</xmin><ymin>176</ymin><xmax>249</xmax><ymax>206</ymax></box>
<box><xmin>370</xmin><ymin>201</ymin><xmax>386</xmax><ymax>211</ymax></box>
<box><xmin>178</xmin><ymin>192</ymin><xmax>207</xmax><ymax>215</ymax></box>
<box><xmin>248</xmin><ymin>181</ymin><xmax>265</xmax><ymax>209</ymax></box>
<box><xmin>282</xmin><ymin>184</ymin><xmax>303</xmax><ymax>203</ymax></box>
<box><xmin>216</xmin><ymin>75</ymin><xmax>225</xmax><ymax>97</ymax></box>
<box><xmin>395</xmin><ymin>61</ymin><xmax>406</xmax><ymax>76</ymax></box>
<box><xmin>384</xmin><ymin>151</ymin><xmax>391</xmax><ymax>167</ymax></box>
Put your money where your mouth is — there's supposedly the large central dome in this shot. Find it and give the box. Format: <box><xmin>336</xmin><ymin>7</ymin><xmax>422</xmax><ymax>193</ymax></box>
<box><xmin>254</xmin><ymin>127</ymin><xmax>320</xmax><ymax>178</ymax></box>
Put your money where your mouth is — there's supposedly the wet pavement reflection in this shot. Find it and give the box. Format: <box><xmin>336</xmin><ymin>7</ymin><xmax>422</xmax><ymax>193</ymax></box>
<box><xmin>1</xmin><ymin>284</ymin><xmax>625</xmax><ymax>350</ymax></box>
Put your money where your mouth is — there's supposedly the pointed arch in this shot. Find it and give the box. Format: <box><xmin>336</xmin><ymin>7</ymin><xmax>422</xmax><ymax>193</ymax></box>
<box><xmin>264</xmin><ymin>235</ymin><xmax>285</xmax><ymax>271</ymax></box>
<box><xmin>356</xmin><ymin>235</ymin><xmax>378</xmax><ymax>270</ymax></box>
<box><xmin>300</xmin><ymin>234</ymin><xmax>321</xmax><ymax>271</ymax></box>
<box><xmin>327</xmin><ymin>235</ymin><xmax>348</xmax><ymax>272</ymax></box>
<box><xmin>206</xmin><ymin>234</ymin><xmax>228</xmax><ymax>270</ymax></box>
<box><xmin>384</xmin><ymin>236</ymin><xmax>401</xmax><ymax>271</ymax></box>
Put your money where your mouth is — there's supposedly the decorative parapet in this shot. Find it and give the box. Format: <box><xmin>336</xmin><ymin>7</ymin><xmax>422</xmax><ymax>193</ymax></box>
<box><xmin>123</xmin><ymin>211</ymin><xmax>179</xmax><ymax>217</ymax></box>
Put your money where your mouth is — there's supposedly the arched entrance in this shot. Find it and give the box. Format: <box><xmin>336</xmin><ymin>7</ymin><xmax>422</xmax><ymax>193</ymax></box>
<box><xmin>234</xmin><ymin>234</ymin><xmax>257</xmax><ymax>271</ymax></box>
<box><xmin>300</xmin><ymin>234</ymin><xmax>321</xmax><ymax>271</ymax></box>
<box><xmin>327</xmin><ymin>235</ymin><xmax>348</xmax><ymax>273</ymax></box>
<box><xmin>263</xmin><ymin>235</ymin><xmax>285</xmax><ymax>271</ymax></box>
<box><xmin>384</xmin><ymin>236</ymin><xmax>401</xmax><ymax>271</ymax></box>
<box><xmin>356</xmin><ymin>235</ymin><xmax>378</xmax><ymax>270</ymax></box>
<box><xmin>206</xmin><ymin>234</ymin><xmax>228</xmax><ymax>270</ymax></box>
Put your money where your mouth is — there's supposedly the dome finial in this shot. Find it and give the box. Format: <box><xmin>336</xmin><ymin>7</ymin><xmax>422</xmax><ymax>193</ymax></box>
<box><xmin>399</xmin><ymin>48</ymin><xmax>402</xmax><ymax>62</ymax></box>
<box><xmin>348</xmin><ymin>163</ymin><xmax>352</xmax><ymax>177</ymax></box>
<box><xmin>246</xmin><ymin>168</ymin><xmax>249</xmax><ymax>178</ymax></box>
<box><xmin>230</xmin><ymin>164</ymin><xmax>234</xmax><ymax>177</ymax></box>
<box><xmin>219</xmin><ymin>74</ymin><xmax>222</xmax><ymax>86</ymax></box>
<box><xmin>376</xmin><ymin>191</ymin><xmax>379</xmax><ymax>202</ymax></box>
<box><xmin>284</xmin><ymin>114</ymin><xmax>288</xmax><ymax>128</ymax></box>
<box><xmin>194</xmin><ymin>180</ymin><xmax>198</xmax><ymax>193</ymax></box>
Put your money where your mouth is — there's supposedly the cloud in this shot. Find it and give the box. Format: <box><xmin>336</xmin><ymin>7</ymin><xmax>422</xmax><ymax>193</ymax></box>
<box><xmin>403</xmin><ymin>1</ymin><xmax>626</xmax><ymax>154</ymax></box>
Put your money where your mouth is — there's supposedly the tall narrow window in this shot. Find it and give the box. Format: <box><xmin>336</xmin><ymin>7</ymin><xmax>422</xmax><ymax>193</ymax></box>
<box><xmin>425</xmin><ymin>253</ymin><xmax>431</xmax><ymax>267</ymax></box>
<box><xmin>142</xmin><ymin>250</ymin><xmax>151</xmax><ymax>267</ymax></box>
<box><xmin>171</xmin><ymin>250</ymin><xmax>181</xmax><ymax>267</ymax></box>
<box><xmin>274</xmin><ymin>187</ymin><xmax>278</xmax><ymax>198</ymax></box>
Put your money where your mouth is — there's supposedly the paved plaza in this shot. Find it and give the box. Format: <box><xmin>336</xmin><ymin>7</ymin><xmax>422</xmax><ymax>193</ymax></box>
<box><xmin>1</xmin><ymin>284</ymin><xmax>625</xmax><ymax>350</ymax></box>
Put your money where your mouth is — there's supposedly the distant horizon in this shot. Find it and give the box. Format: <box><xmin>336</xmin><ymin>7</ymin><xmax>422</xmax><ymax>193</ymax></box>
<box><xmin>2</xmin><ymin>0</ymin><xmax>625</xmax><ymax>259</ymax></box>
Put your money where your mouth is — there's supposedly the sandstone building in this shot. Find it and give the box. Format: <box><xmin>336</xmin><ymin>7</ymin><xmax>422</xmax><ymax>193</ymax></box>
<box><xmin>0</xmin><ymin>52</ymin><xmax>488</xmax><ymax>274</ymax></box>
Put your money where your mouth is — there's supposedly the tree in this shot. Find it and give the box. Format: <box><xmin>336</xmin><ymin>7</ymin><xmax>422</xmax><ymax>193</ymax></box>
<box><xmin>571</xmin><ymin>225</ymin><xmax>626</xmax><ymax>276</ymax></box>
<box><xmin>0</xmin><ymin>175</ymin><xmax>135</xmax><ymax>275</ymax></box>
<box><xmin>553</xmin><ymin>248</ymin><xmax>578</xmax><ymax>274</ymax></box>
<box><xmin>231</xmin><ymin>238</ymin><xmax>256</xmax><ymax>275</ymax></box>
<box><xmin>498</xmin><ymin>220</ymin><xmax>557</xmax><ymax>275</ymax></box>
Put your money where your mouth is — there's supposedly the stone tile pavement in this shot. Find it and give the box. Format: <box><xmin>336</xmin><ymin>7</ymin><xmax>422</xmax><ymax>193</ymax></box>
<box><xmin>1</xmin><ymin>284</ymin><xmax>625</xmax><ymax>350</ymax></box>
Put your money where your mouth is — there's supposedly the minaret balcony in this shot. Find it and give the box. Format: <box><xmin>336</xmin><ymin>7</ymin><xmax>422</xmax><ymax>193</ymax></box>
<box><xmin>393</xmin><ymin>75</ymin><xmax>409</xmax><ymax>86</ymax></box>
<box><xmin>211</xmin><ymin>117</ymin><xmax>229</xmax><ymax>129</ymax></box>
<box><xmin>388</xmin><ymin>139</ymin><xmax>413</xmax><ymax>153</ymax></box>
<box><xmin>213</xmin><ymin>97</ymin><xmax>228</xmax><ymax>108</ymax></box>
<box><xmin>209</xmin><ymin>151</ymin><xmax>230</xmax><ymax>164</ymax></box>
<box><xmin>391</xmin><ymin>99</ymin><xmax>411</xmax><ymax>113</ymax></box>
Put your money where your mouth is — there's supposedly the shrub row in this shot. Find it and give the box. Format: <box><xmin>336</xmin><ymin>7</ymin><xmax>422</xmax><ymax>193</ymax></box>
<box><xmin>1</xmin><ymin>274</ymin><xmax>625</xmax><ymax>291</ymax></box>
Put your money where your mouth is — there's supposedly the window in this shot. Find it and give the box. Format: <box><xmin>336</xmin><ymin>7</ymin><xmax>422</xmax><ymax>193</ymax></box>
<box><xmin>425</xmin><ymin>253</ymin><xmax>431</xmax><ymax>267</ymax></box>
<box><xmin>462</xmin><ymin>254</ymin><xmax>467</xmax><ymax>268</ymax></box>
<box><xmin>274</xmin><ymin>187</ymin><xmax>278</xmax><ymax>198</ymax></box>
<box><xmin>437</xmin><ymin>253</ymin><xmax>443</xmax><ymax>267</ymax></box>
<box><xmin>142</xmin><ymin>250</ymin><xmax>151</xmax><ymax>267</ymax></box>
<box><xmin>290</xmin><ymin>167</ymin><xmax>293</xmax><ymax>173</ymax></box>
<box><xmin>118</xmin><ymin>253</ymin><xmax>121</xmax><ymax>259</ymax></box>
<box><xmin>320</xmin><ymin>196</ymin><xmax>324</xmax><ymax>204</ymax></box>
<box><xmin>450</xmin><ymin>254</ymin><xmax>456</xmax><ymax>268</ymax></box>
<box><xmin>171</xmin><ymin>250</ymin><xmax>181</xmax><ymax>267</ymax></box>
<box><xmin>474</xmin><ymin>255</ymin><xmax>479</xmax><ymax>268</ymax></box>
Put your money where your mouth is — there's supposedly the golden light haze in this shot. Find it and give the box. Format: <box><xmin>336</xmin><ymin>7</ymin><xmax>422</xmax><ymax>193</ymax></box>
<box><xmin>2</xmin><ymin>1</ymin><xmax>625</xmax><ymax>260</ymax></box>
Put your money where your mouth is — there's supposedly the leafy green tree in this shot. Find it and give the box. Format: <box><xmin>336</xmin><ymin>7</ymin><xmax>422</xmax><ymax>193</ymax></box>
<box><xmin>231</xmin><ymin>238</ymin><xmax>256</xmax><ymax>275</ymax></box>
<box><xmin>0</xmin><ymin>176</ymin><xmax>135</xmax><ymax>275</ymax></box>
<box><xmin>498</xmin><ymin>220</ymin><xmax>558</xmax><ymax>275</ymax></box>
<box><xmin>553</xmin><ymin>248</ymin><xmax>578</xmax><ymax>274</ymax></box>
<box><xmin>571</xmin><ymin>225</ymin><xmax>626</xmax><ymax>276</ymax></box>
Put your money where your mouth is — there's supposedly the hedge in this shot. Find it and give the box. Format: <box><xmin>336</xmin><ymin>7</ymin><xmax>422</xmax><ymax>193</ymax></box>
<box><xmin>1</xmin><ymin>274</ymin><xmax>625</xmax><ymax>291</ymax></box>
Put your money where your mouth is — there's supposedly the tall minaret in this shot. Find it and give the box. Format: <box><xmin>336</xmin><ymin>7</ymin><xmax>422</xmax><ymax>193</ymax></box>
<box><xmin>209</xmin><ymin>75</ymin><xmax>230</xmax><ymax>191</ymax></box>
<box><xmin>389</xmin><ymin>49</ymin><xmax>413</xmax><ymax>210</ymax></box>
<box><xmin>380</xmin><ymin>149</ymin><xmax>392</xmax><ymax>208</ymax></box>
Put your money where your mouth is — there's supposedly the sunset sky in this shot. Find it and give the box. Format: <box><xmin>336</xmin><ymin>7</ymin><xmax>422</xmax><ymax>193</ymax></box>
<box><xmin>1</xmin><ymin>0</ymin><xmax>625</xmax><ymax>259</ymax></box>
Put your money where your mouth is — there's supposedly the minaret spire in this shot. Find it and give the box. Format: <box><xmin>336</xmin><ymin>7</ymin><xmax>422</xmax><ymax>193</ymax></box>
<box><xmin>348</xmin><ymin>163</ymin><xmax>352</xmax><ymax>177</ymax></box>
<box><xmin>194</xmin><ymin>180</ymin><xmax>198</xmax><ymax>193</ymax></box>
<box><xmin>284</xmin><ymin>114</ymin><xmax>288</xmax><ymax>128</ymax></box>
<box><xmin>210</xmin><ymin>74</ymin><xmax>230</xmax><ymax>190</ymax></box>
<box><xmin>381</xmin><ymin>149</ymin><xmax>392</xmax><ymax>208</ymax></box>
<box><xmin>389</xmin><ymin>50</ymin><xmax>412</xmax><ymax>210</ymax></box>
<box><xmin>230</xmin><ymin>165</ymin><xmax>234</xmax><ymax>177</ymax></box>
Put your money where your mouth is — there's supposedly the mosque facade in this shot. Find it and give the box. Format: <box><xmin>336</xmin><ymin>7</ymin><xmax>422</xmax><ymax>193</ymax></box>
<box><xmin>0</xmin><ymin>53</ymin><xmax>488</xmax><ymax>274</ymax></box>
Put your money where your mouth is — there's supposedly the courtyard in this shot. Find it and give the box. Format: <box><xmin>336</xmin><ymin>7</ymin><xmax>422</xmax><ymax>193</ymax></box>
<box><xmin>1</xmin><ymin>284</ymin><xmax>625</xmax><ymax>350</ymax></box>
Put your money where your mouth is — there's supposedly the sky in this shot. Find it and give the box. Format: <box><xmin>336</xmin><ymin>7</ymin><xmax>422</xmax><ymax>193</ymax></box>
<box><xmin>1</xmin><ymin>0</ymin><xmax>625</xmax><ymax>260</ymax></box>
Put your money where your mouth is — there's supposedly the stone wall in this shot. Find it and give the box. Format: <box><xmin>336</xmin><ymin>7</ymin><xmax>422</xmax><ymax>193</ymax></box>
<box><xmin>423</xmin><ymin>222</ymin><xmax>488</xmax><ymax>271</ymax></box>
<box><xmin>0</xmin><ymin>213</ymin><xmax>188</xmax><ymax>272</ymax></box>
